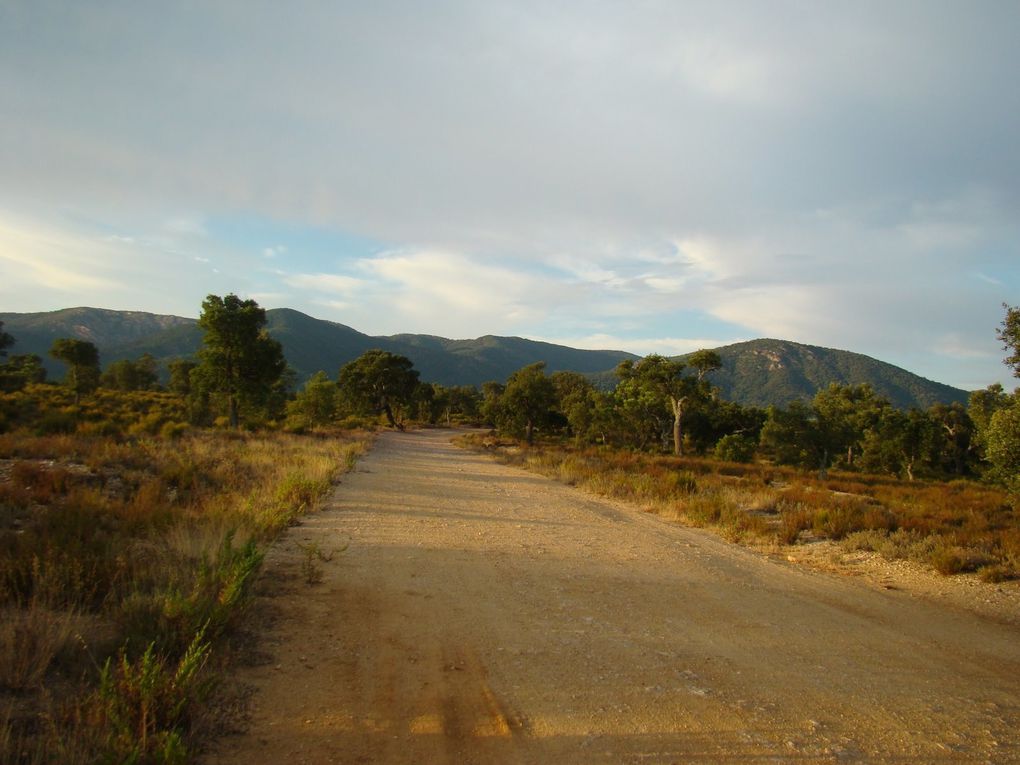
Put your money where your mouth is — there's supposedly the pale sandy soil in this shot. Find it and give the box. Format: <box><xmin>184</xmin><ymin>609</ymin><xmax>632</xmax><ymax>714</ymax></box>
<box><xmin>204</xmin><ymin>429</ymin><xmax>1020</xmax><ymax>764</ymax></box>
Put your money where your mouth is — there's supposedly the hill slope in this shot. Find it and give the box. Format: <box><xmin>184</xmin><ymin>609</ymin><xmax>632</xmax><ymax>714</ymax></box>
<box><xmin>0</xmin><ymin>308</ymin><xmax>968</xmax><ymax>408</ymax></box>
<box><xmin>698</xmin><ymin>339</ymin><xmax>969</xmax><ymax>409</ymax></box>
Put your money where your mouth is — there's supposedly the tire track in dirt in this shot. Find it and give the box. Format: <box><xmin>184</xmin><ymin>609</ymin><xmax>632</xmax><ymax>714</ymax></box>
<box><xmin>206</xmin><ymin>429</ymin><xmax>1020</xmax><ymax>764</ymax></box>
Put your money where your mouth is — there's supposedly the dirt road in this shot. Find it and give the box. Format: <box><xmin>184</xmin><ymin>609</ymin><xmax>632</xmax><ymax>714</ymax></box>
<box><xmin>206</xmin><ymin>430</ymin><xmax>1020</xmax><ymax>764</ymax></box>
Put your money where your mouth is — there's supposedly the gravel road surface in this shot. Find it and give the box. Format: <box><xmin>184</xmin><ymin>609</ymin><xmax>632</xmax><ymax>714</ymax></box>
<box><xmin>206</xmin><ymin>429</ymin><xmax>1020</xmax><ymax>764</ymax></box>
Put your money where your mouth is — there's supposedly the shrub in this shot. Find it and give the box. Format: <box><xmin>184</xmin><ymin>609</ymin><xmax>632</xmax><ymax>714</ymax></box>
<box><xmin>160</xmin><ymin>421</ymin><xmax>188</xmax><ymax>440</ymax></box>
<box><xmin>714</xmin><ymin>434</ymin><xmax>757</xmax><ymax>463</ymax></box>
<box><xmin>89</xmin><ymin>631</ymin><xmax>212</xmax><ymax>764</ymax></box>
<box><xmin>778</xmin><ymin>506</ymin><xmax>813</xmax><ymax>545</ymax></box>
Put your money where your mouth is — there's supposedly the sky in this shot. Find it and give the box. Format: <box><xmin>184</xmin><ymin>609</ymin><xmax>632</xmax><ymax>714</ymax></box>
<box><xmin>1</xmin><ymin>1</ymin><xmax>1017</xmax><ymax>391</ymax></box>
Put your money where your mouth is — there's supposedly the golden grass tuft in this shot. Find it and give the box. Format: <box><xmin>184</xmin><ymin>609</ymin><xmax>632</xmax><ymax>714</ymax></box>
<box><xmin>460</xmin><ymin>434</ymin><xmax>1019</xmax><ymax>579</ymax></box>
<box><xmin>0</xmin><ymin>417</ymin><xmax>372</xmax><ymax>762</ymax></box>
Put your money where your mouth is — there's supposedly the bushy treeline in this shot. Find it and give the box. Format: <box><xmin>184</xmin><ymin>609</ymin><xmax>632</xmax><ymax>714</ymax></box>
<box><xmin>1</xmin><ymin>306</ymin><xmax>374</xmax><ymax>763</ymax></box>
<box><xmin>3</xmin><ymin>300</ymin><xmax>1018</xmax><ymax>492</ymax></box>
<box><xmin>474</xmin><ymin>360</ymin><xmax>1015</xmax><ymax>486</ymax></box>
<box><xmin>476</xmin><ymin>304</ymin><xmax>1020</xmax><ymax>493</ymax></box>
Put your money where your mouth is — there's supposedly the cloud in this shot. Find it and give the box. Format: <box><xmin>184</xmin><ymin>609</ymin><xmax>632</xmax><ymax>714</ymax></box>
<box><xmin>0</xmin><ymin>214</ymin><xmax>123</xmax><ymax>297</ymax></box>
<box><xmin>284</xmin><ymin>273</ymin><xmax>365</xmax><ymax>294</ymax></box>
<box><xmin>352</xmin><ymin>249</ymin><xmax>562</xmax><ymax>333</ymax></box>
<box><xmin>537</xmin><ymin>333</ymin><xmax>742</xmax><ymax>357</ymax></box>
<box><xmin>0</xmin><ymin>3</ymin><xmax>1018</xmax><ymax>389</ymax></box>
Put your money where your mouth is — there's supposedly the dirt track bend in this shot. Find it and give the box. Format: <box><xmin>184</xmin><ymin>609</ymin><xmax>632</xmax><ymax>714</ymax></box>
<box><xmin>207</xmin><ymin>429</ymin><xmax>1020</xmax><ymax>764</ymax></box>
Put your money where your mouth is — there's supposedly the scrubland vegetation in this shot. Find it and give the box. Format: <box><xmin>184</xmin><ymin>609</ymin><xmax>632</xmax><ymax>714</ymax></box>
<box><xmin>0</xmin><ymin>298</ymin><xmax>1018</xmax><ymax>760</ymax></box>
<box><xmin>462</xmin><ymin>434</ymin><xmax>1019</xmax><ymax>581</ymax></box>
<box><xmin>0</xmin><ymin>308</ymin><xmax>370</xmax><ymax>763</ymax></box>
<box><xmin>461</xmin><ymin>305</ymin><xmax>1020</xmax><ymax>583</ymax></box>
<box><xmin>0</xmin><ymin>394</ymin><xmax>368</xmax><ymax>763</ymax></box>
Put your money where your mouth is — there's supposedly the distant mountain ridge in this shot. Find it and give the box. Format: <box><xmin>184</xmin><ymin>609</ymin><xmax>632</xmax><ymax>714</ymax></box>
<box><xmin>0</xmin><ymin>307</ymin><xmax>969</xmax><ymax>409</ymax></box>
<box><xmin>694</xmin><ymin>339</ymin><xmax>968</xmax><ymax>410</ymax></box>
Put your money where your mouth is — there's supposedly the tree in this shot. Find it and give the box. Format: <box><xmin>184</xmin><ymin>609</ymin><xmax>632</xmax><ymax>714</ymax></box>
<box><xmin>986</xmin><ymin>401</ymin><xmax>1020</xmax><ymax>493</ymax></box>
<box><xmin>969</xmin><ymin>383</ymin><xmax>1011</xmax><ymax>459</ymax></box>
<box><xmin>0</xmin><ymin>321</ymin><xmax>13</xmax><ymax>358</ymax></box>
<box><xmin>49</xmin><ymin>338</ymin><xmax>100</xmax><ymax>404</ymax></box>
<box><xmin>444</xmin><ymin>385</ymin><xmax>482</xmax><ymax>425</ymax></box>
<box><xmin>194</xmin><ymin>294</ymin><xmax>287</xmax><ymax>428</ymax></box>
<box><xmin>551</xmin><ymin>371</ymin><xmax>614</xmax><ymax>444</ymax></box>
<box><xmin>617</xmin><ymin>354</ymin><xmax>715</xmax><ymax>455</ymax></box>
<box><xmin>687</xmin><ymin>349</ymin><xmax>723</xmax><ymax>381</ymax></box>
<box><xmin>337</xmin><ymin>350</ymin><xmax>419</xmax><ymax>429</ymax></box>
<box><xmin>101</xmin><ymin>354</ymin><xmax>159</xmax><ymax>391</ymax></box>
<box><xmin>859</xmin><ymin>408</ymin><xmax>934</xmax><ymax>481</ymax></box>
<box><xmin>760</xmin><ymin>401</ymin><xmax>827</xmax><ymax>470</ymax></box>
<box><xmin>480</xmin><ymin>381</ymin><xmax>506</xmax><ymax>428</ymax></box>
<box><xmin>928</xmin><ymin>402</ymin><xmax>975</xmax><ymax>476</ymax></box>
<box><xmin>497</xmin><ymin>362</ymin><xmax>557</xmax><ymax>444</ymax></box>
<box><xmin>812</xmin><ymin>383</ymin><xmax>887</xmax><ymax>468</ymax></box>
<box><xmin>168</xmin><ymin>359</ymin><xmax>198</xmax><ymax>396</ymax></box>
<box><xmin>0</xmin><ymin>354</ymin><xmax>46</xmax><ymax>393</ymax></box>
<box><xmin>998</xmin><ymin>303</ymin><xmax>1020</xmax><ymax>378</ymax></box>
<box><xmin>287</xmin><ymin>371</ymin><xmax>339</xmax><ymax>429</ymax></box>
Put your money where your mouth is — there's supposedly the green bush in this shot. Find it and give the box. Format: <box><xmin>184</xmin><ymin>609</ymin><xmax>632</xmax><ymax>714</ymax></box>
<box><xmin>714</xmin><ymin>434</ymin><xmax>757</xmax><ymax>463</ymax></box>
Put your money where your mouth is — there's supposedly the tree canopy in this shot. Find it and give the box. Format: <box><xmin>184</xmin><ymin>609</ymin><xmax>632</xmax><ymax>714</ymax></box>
<box><xmin>0</xmin><ymin>321</ymin><xmax>13</xmax><ymax>358</ymax></box>
<box><xmin>337</xmin><ymin>349</ymin><xmax>420</xmax><ymax>429</ymax></box>
<box><xmin>101</xmin><ymin>354</ymin><xmax>158</xmax><ymax>391</ymax></box>
<box><xmin>616</xmin><ymin>352</ymin><xmax>719</xmax><ymax>456</ymax></box>
<box><xmin>49</xmin><ymin>338</ymin><xmax>100</xmax><ymax>404</ymax></box>
<box><xmin>999</xmin><ymin>303</ymin><xmax>1020</xmax><ymax>379</ymax></box>
<box><xmin>194</xmin><ymin>294</ymin><xmax>287</xmax><ymax>427</ymax></box>
<box><xmin>497</xmin><ymin>362</ymin><xmax>557</xmax><ymax>444</ymax></box>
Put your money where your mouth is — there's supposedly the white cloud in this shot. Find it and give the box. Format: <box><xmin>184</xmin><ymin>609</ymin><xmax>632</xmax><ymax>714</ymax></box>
<box><xmin>262</xmin><ymin>245</ymin><xmax>287</xmax><ymax>259</ymax></box>
<box><xmin>284</xmin><ymin>273</ymin><xmax>365</xmax><ymax>294</ymax></box>
<box><xmin>0</xmin><ymin>214</ymin><xmax>123</xmax><ymax>296</ymax></box>
<box><xmin>352</xmin><ymin>249</ymin><xmax>559</xmax><ymax>333</ymax></box>
<box><xmin>0</xmin><ymin>3</ymin><xmax>1017</xmax><ymax>389</ymax></box>
<box><xmin>537</xmin><ymin>333</ymin><xmax>742</xmax><ymax>357</ymax></box>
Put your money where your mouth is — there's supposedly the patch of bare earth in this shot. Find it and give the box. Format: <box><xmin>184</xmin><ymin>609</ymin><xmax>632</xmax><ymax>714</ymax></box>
<box><xmin>204</xmin><ymin>430</ymin><xmax>1020</xmax><ymax>764</ymax></box>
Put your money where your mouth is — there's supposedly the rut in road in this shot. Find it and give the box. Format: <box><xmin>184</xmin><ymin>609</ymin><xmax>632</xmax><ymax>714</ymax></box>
<box><xmin>207</xmin><ymin>429</ymin><xmax>1020</xmax><ymax>764</ymax></box>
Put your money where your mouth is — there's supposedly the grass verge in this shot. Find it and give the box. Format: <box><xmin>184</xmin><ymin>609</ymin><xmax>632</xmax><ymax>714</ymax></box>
<box><xmin>458</xmin><ymin>434</ymin><xmax>1019</xmax><ymax>582</ymax></box>
<box><xmin>0</xmin><ymin>427</ymin><xmax>370</xmax><ymax>763</ymax></box>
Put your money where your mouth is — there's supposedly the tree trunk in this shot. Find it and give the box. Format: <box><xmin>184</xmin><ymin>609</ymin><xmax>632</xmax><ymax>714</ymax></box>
<box><xmin>382</xmin><ymin>400</ymin><xmax>400</xmax><ymax>430</ymax></box>
<box><xmin>229</xmin><ymin>394</ymin><xmax>239</xmax><ymax>428</ymax></box>
<box><xmin>671</xmin><ymin>398</ymin><xmax>683</xmax><ymax>456</ymax></box>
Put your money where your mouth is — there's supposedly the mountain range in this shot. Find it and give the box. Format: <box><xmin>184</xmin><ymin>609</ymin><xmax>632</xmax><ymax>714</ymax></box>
<box><xmin>0</xmin><ymin>307</ymin><xmax>969</xmax><ymax>410</ymax></box>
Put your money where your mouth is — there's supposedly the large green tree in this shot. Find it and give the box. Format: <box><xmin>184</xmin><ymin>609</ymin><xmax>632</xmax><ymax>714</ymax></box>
<box><xmin>928</xmin><ymin>402</ymin><xmax>975</xmax><ymax>476</ymax></box>
<box><xmin>0</xmin><ymin>354</ymin><xmax>46</xmax><ymax>393</ymax></box>
<box><xmin>617</xmin><ymin>352</ymin><xmax>719</xmax><ymax>456</ymax></box>
<box><xmin>168</xmin><ymin>359</ymin><xmax>198</xmax><ymax>396</ymax></box>
<box><xmin>760</xmin><ymin>401</ymin><xmax>828</xmax><ymax>470</ymax></box>
<box><xmin>812</xmin><ymin>383</ymin><xmax>887</xmax><ymax>468</ymax></box>
<box><xmin>194</xmin><ymin>294</ymin><xmax>287</xmax><ymax>427</ymax></box>
<box><xmin>49</xmin><ymin>338</ymin><xmax>100</xmax><ymax>404</ymax></box>
<box><xmin>100</xmin><ymin>354</ymin><xmax>159</xmax><ymax>391</ymax></box>
<box><xmin>986</xmin><ymin>402</ymin><xmax>1020</xmax><ymax>492</ymax></box>
<box><xmin>286</xmin><ymin>370</ymin><xmax>340</xmax><ymax>429</ymax></box>
<box><xmin>337</xmin><ymin>350</ymin><xmax>420</xmax><ymax>429</ymax></box>
<box><xmin>498</xmin><ymin>362</ymin><xmax>557</xmax><ymax>444</ymax></box>
<box><xmin>0</xmin><ymin>321</ymin><xmax>13</xmax><ymax>358</ymax></box>
<box><xmin>998</xmin><ymin>303</ymin><xmax>1020</xmax><ymax>378</ymax></box>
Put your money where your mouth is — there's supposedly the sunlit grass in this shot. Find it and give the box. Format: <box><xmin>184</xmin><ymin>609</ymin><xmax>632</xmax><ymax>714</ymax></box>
<box><xmin>0</xmin><ymin>420</ymin><xmax>370</xmax><ymax>763</ymax></box>
<box><xmin>459</xmin><ymin>433</ymin><xmax>1019</xmax><ymax>580</ymax></box>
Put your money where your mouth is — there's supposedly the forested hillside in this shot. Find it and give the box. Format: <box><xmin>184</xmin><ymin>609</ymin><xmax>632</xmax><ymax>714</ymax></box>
<box><xmin>701</xmin><ymin>339</ymin><xmax>969</xmax><ymax>409</ymax></box>
<box><xmin>0</xmin><ymin>307</ymin><xmax>968</xmax><ymax>408</ymax></box>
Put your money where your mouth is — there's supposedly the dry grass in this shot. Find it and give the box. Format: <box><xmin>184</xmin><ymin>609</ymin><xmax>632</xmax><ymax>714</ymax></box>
<box><xmin>459</xmin><ymin>434</ymin><xmax>1020</xmax><ymax>580</ymax></box>
<box><xmin>0</xmin><ymin>422</ymin><xmax>371</xmax><ymax>763</ymax></box>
